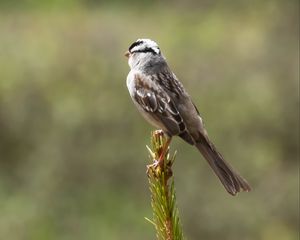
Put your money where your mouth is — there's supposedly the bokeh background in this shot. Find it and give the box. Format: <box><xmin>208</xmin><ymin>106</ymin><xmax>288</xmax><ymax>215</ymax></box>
<box><xmin>0</xmin><ymin>0</ymin><xmax>298</xmax><ymax>239</ymax></box>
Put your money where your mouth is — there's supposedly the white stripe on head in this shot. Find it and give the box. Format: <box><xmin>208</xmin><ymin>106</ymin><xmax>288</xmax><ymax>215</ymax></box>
<box><xmin>129</xmin><ymin>39</ymin><xmax>160</xmax><ymax>54</ymax></box>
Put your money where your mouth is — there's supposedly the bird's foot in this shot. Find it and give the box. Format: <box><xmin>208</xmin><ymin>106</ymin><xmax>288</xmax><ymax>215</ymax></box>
<box><xmin>147</xmin><ymin>132</ymin><xmax>172</xmax><ymax>176</ymax></box>
<box><xmin>146</xmin><ymin>159</ymin><xmax>160</xmax><ymax>171</ymax></box>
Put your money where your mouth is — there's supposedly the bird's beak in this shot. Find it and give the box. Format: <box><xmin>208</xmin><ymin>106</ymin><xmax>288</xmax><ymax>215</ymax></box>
<box><xmin>124</xmin><ymin>51</ymin><xmax>130</xmax><ymax>58</ymax></box>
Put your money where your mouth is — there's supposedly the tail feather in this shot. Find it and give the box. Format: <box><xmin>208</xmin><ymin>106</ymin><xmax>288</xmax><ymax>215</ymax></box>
<box><xmin>195</xmin><ymin>133</ymin><xmax>251</xmax><ymax>196</ymax></box>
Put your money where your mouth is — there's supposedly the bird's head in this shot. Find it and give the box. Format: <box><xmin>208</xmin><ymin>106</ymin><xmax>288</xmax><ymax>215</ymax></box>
<box><xmin>125</xmin><ymin>39</ymin><xmax>162</xmax><ymax>70</ymax></box>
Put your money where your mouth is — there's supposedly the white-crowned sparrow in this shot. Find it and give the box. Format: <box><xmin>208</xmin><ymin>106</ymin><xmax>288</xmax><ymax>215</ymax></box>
<box><xmin>125</xmin><ymin>38</ymin><xmax>251</xmax><ymax>195</ymax></box>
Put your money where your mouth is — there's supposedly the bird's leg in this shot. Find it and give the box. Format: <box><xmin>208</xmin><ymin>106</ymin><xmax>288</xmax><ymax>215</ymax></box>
<box><xmin>146</xmin><ymin>131</ymin><xmax>172</xmax><ymax>173</ymax></box>
<box><xmin>158</xmin><ymin>136</ymin><xmax>172</xmax><ymax>165</ymax></box>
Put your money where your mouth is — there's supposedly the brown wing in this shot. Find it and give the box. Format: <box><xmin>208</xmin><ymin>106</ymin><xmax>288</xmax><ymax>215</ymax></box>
<box><xmin>133</xmin><ymin>73</ymin><xmax>194</xmax><ymax>144</ymax></box>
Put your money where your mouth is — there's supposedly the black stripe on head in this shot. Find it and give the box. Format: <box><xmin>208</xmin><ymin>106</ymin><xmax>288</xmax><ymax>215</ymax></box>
<box><xmin>131</xmin><ymin>47</ymin><xmax>159</xmax><ymax>55</ymax></box>
<box><xmin>129</xmin><ymin>40</ymin><xmax>144</xmax><ymax>51</ymax></box>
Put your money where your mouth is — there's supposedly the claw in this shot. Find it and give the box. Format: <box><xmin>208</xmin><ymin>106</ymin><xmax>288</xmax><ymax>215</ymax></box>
<box><xmin>146</xmin><ymin>159</ymin><xmax>161</xmax><ymax>175</ymax></box>
<box><xmin>147</xmin><ymin>159</ymin><xmax>160</xmax><ymax>170</ymax></box>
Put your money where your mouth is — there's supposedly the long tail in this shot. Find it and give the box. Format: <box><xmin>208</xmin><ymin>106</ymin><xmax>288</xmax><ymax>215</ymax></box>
<box><xmin>195</xmin><ymin>133</ymin><xmax>251</xmax><ymax>196</ymax></box>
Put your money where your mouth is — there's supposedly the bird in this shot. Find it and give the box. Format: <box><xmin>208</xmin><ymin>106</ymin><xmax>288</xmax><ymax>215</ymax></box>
<box><xmin>125</xmin><ymin>38</ymin><xmax>251</xmax><ymax>196</ymax></box>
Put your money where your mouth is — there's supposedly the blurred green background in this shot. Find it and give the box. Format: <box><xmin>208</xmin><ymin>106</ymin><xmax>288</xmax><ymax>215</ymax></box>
<box><xmin>0</xmin><ymin>0</ymin><xmax>298</xmax><ymax>239</ymax></box>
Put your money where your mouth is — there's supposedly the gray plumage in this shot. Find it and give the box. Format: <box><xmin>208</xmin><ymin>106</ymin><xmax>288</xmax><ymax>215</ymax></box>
<box><xmin>126</xmin><ymin>39</ymin><xmax>251</xmax><ymax>195</ymax></box>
